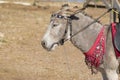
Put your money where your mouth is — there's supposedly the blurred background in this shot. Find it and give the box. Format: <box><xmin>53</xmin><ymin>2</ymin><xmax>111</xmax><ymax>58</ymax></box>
<box><xmin>0</xmin><ymin>0</ymin><xmax>119</xmax><ymax>80</ymax></box>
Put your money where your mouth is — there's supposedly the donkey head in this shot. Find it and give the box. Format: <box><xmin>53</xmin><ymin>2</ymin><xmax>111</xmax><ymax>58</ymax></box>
<box><xmin>41</xmin><ymin>4</ymin><xmax>78</xmax><ymax>51</ymax></box>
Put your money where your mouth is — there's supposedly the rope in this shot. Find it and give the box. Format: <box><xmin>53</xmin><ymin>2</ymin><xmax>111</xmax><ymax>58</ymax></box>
<box><xmin>70</xmin><ymin>8</ymin><xmax>112</xmax><ymax>38</ymax></box>
<box><xmin>112</xmin><ymin>9</ymin><xmax>119</xmax><ymax>14</ymax></box>
<box><xmin>111</xmin><ymin>8</ymin><xmax>120</xmax><ymax>23</ymax></box>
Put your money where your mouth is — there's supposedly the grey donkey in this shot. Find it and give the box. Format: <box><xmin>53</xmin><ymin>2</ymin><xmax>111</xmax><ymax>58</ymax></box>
<box><xmin>41</xmin><ymin>5</ymin><xmax>120</xmax><ymax>80</ymax></box>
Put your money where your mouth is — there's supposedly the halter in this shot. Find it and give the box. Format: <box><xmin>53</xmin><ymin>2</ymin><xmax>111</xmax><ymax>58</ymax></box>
<box><xmin>50</xmin><ymin>8</ymin><xmax>112</xmax><ymax>46</ymax></box>
<box><xmin>48</xmin><ymin>13</ymin><xmax>72</xmax><ymax>50</ymax></box>
<box><xmin>51</xmin><ymin>13</ymin><xmax>73</xmax><ymax>45</ymax></box>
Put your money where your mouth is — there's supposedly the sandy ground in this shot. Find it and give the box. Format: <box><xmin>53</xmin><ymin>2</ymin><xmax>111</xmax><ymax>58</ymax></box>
<box><xmin>0</xmin><ymin>1</ymin><xmax>119</xmax><ymax>80</ymax></box>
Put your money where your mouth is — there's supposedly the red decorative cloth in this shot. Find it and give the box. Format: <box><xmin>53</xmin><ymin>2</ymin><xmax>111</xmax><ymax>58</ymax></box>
<box><xmin>84</xmin><ymin>27</ymin><xmax>106</xmax><ymax>68</ymax></box>
<box><xmin>111</xmin><ymin>23</ymin><xmax>120</xmax><ymax>57</ymax></box>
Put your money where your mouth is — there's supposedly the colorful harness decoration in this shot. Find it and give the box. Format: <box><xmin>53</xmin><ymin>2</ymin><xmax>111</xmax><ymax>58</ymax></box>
<box><xmin>111</xmin><ymin>23</ymin><xmax>120</xmax><ymax>57</ymax></box>
<box><xmin>84</xmin><ymin>27</ymin><xmax>106</xmax><ymax>73</ymax></box>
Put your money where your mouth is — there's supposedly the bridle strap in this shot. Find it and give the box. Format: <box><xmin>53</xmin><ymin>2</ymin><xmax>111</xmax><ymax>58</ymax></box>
<box><xmin>67</xmin><ymin>19</ymin><xmax>72</xmax><ymax>37</ymax></box>
<box><xmin>59</xmin><ymin>18</ymin><xmax>72</xmax><ymax>45</ymax></box>
<box><xmin>50</xmin><ymin>6</ymin><xmax>88</xmax><ymax>46</ymax></box>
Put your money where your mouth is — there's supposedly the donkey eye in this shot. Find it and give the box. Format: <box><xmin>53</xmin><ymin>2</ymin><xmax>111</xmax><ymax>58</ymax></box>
<box><xmin>57</xmin><ymin>15</ymin><xmax>64</xmax><ymax>18</ymax></box>
<box><xmin>52</xmin><ymin>24</ymin><xmax>58</xmax><ymax>28</ymax></box>
<box><xmin>58</xmin><ymin>15</ymin><xmax>62</xmax><ymax>18</ymax></box>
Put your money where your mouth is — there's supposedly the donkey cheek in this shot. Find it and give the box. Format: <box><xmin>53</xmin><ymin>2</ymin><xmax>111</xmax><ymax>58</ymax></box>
<box><xmin>49</xmin><ymin>32</ymin><xmax>59</xmax><ymax>41</ymax></box>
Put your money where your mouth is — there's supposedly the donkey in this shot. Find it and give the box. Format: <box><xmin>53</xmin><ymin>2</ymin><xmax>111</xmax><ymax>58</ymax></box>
<box><xmin>41</xmin><ymin>5</ymin><xmax>119</xmax><ymax>80</ymax></box>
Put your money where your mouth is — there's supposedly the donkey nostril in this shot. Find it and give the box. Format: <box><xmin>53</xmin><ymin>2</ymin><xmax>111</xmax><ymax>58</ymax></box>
<box><xmin>41</xmin><ymin>41</ymin><xmax>47</xmax><ymax>48</ymax></box>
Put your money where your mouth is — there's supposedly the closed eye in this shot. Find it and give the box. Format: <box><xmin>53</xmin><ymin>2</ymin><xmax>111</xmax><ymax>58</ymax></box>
<box><xmin>52</xmin><ymin>23</ymin><xmax>58</xmax><ymax>28</ymax></box>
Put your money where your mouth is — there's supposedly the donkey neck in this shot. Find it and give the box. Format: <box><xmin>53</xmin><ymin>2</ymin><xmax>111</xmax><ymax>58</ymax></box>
<box><xmin>70</xmin><ymin>12</ymin><xmax>103</xmax><ymax>52</ymax></box>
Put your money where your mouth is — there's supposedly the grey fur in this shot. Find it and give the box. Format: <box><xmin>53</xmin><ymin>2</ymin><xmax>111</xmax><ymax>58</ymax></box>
<box><xmin>41</xmin><ymin>6</ymin><xmax>119</xmax><ymax>80</ymax></box>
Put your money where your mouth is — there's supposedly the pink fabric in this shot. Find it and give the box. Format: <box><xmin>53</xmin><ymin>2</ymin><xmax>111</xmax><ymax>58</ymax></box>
<box><xmin>111</xmin><ymin>23</ymin><xmax>120</xmax><ymax>58</ymax></box>
<box><xmin>84</xmin><ymin>27</ymin><xmax>106</xmax><ymax>68</ymax></box>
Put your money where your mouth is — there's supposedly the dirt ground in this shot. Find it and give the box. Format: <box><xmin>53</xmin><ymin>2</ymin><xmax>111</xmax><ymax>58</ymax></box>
<box><xmin>0</xmin><ymin>1</ymin><xmax>119</xmax><ymax>80</ymax></box>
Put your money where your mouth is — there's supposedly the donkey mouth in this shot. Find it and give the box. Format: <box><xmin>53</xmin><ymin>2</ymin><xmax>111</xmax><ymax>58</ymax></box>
<box><xmin>48</xmin><ymin>43</ymin><xmax>59</xmax><ymax>51</ymax></box>
<box><xmin>41</xmin><ymin>41</ymin><xmax>59</xmax><ymax>51</ymax></box>
<box><xmin>48</xmin><ymin>40</ymin><xmax>65</xmax><ymax>51</ymax></box>
<box><xmin>41</xmin><ymin>39</ymin><xmax>65</xmax><ymax>51</ymax></box>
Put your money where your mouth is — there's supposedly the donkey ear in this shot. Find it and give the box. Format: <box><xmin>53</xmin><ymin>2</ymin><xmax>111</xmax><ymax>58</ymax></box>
<box><xmin>70</xmin><ymin>6</ymin><xmax>79</xmax><ymax>12</ymax></box>
<box><xmin>62</xmin><ymin>7</ymin><xmax>78</xmax><ymax>17</ymax></box>
<box><xmin>73</xmin><ymin>6</ymin><xmax>79</xmax><ymax>8</ymax></box>
<box><xmin>62</xmin><ymin>4</ymin><xmax>69</xmax><ymax>8</ymax></box>
<box><xmin>61</xmin><ymin>4</ymin><xmax>70</xmax><ymax>10</ymax></box>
